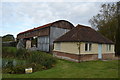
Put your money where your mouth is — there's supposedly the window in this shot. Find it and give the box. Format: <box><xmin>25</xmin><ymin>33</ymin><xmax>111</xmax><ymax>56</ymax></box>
<box><xmin>106</xmin><ymin>44</ymin><xmax>111</xmax><ymax>51</ymax></box>
<box><xmin>85</xmin><ymin>43</ymin><xmax>88</xmax><ymax>51</ymax></box>
<box><xmin>56</xmin><ymin>43</ymin><xmax>61</xmax><ymax>50</ymax></box>
<box><xmin>89</xmin><ymin>43</ymin><xmax>92</xmax><ymax>51</ymax></box>
<box><xmin>85</xmin><ymin>43</ymin><xmax>92</xmax><ymax>51</ymax></box>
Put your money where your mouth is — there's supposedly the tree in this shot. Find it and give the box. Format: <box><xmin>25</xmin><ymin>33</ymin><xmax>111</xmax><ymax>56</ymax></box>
<box><xmin>89</xmin><ymin>3</ymin><xmax>118</xmax><ymax>42</ymax></box>
<box><xmin>115</xmin><ymin>2</ymin><xmax>120</xmax><ymax>56</ymax></box>
<box><xmin>2</xmin><ymin>34</ymin><xmax>15</xmax><ymax>42</ymax></box>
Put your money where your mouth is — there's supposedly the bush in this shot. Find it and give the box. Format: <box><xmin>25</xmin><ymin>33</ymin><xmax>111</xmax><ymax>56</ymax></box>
<box><xmin>2</xmin><ymin>47</ymin><xmax>17</xmax><ymax>58</ymax></box>
<box><xmin>5</xmin><ymin>60</ymin><xmax>14</xmax><ymax>68</ymax></box>
<box><xmin>3</xmin><ymin>63</ymin><xmax>43</xmax><ymax>74</ymax></box>
<box><xmin>25</xmin><ymin>63</ymin><xmax>43</xmax><ymax>72</ymax></box>
<box><xmin>2</xmin><ymin>59</ymin><xmax>26</xmax><ymax>74</ymax></box>
<box><xmin>12</xmin><ymin>65</ymin><xmax>25</xmax><ymax>74</ymax></box>
<box><xmin>16</xmin><ymin>48</ymin><xmax>30</xmax><ymax>59</ymax></box>
<box><xmin>2</xmin><ymin>47</ymin><xmax>30</xmax><ymax>59</ymax></box>
<box><xmin>28</xmin><ymin>51</ymin><xmax>57</xmax><ymax>69</ymax></box>
<box><xmin>2</xmin><ymin>48</ymin><xmax>57</xmax><ymax>74</ymax></box>
<box><xmin>2</xmin><ymin>67</ymin><xmax>13</xmax><ymax>74</ymax></box>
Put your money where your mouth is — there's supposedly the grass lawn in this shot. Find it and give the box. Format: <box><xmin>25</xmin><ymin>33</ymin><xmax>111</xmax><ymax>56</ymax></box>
<box><xmin>2</xmin><ymin>59</ymin><xmax>119</xmax><ymax>78</ymax></box>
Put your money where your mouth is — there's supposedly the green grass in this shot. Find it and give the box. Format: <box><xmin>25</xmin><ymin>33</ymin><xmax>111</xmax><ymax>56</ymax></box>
<box><xmin>2</xmin><ymin>59</ymin><xmax>119</xmax><ymax>78</ymax></box>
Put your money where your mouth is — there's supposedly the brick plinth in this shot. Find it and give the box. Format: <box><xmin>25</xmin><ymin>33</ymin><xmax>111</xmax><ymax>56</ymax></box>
<box><xmin>53</xmin><ymin>51</ymin><xmax>115</xmax><ymax>62</ymax></box>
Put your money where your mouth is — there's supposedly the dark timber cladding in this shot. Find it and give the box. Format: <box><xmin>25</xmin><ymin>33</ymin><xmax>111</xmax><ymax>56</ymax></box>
<box><xmin>17</xmin><ymin>20</ymin><xmax>74</xmax><ymax>52</ymax></box>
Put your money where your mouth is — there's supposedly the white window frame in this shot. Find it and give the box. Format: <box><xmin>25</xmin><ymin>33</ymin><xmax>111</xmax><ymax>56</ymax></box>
<box><xmin>85</xmin><ymin>43</ymin><xmax>92</xmax><ymax>51</ymax></box>
<box><xmin>106</xmin><ymin>44</ymin><xmax>111</xmax><ymax>51</ymax></box>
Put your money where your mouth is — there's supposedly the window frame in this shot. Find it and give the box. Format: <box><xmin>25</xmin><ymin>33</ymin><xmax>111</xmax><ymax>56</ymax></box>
<box><xmin>106</xmin><ymin>44</ymin><xmax>111</xmax><ymax>51</ymax></box>
<box><xmin>85</xmin><ymin>43</ymin><xmax>92</xmax><ymax>51</ymax></box>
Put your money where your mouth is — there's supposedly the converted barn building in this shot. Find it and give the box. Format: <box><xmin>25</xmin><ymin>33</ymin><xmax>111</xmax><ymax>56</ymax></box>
<box><xmin>53</xmin><ymin>24</ymin><xmax>115</xmax><ymax>62</ymax></box>
<box><xmin>17</xmin><ymin>20</ymin><xmax>74</xmax><ymax>52</ymax></box>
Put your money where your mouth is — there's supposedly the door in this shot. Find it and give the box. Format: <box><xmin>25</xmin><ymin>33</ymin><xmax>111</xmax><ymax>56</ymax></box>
<box><xmin>26</xmin><ymin>40</ymin><xmax>31</xmax><ymax>49</ymax></box>
<box><xmin>98</xmin><ymin>44</ymin><xmax>102</xmax><ymax>59</ymax></box>
<box><xmin>37</xmin><ymin>36</ymin><xmax>49</xmax><ymax>52</ymax></box>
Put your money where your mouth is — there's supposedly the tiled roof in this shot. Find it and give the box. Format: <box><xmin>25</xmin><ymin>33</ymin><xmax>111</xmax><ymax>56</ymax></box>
<box><xmin>54</xmin><ymin>24</ymin><xmax>114</xmax><ymax>44</ymax></box>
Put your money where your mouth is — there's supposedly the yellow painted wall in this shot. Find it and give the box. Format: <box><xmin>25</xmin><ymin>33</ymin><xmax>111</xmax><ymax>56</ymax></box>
<box><xmin>53</xmin><ymin>42</ymin><xmax>115</xmax><ymax>54</ymax></box>
<box><xmin>54</xmin><ymin>42</ymin><xmax>79</xmax><ymax>54</ymax></box>
<box><xmin>102</xmin><ymin>44</ymin><xmax>114</xmax><ymax>54</ymax></box>
<box><xmin>80</xmin><ymin>43</ymin><xmax>98</xmax><ymax>54</ymax></box>
<box><xmin>80</xmin><ymin>43</ymin><xmax>114</xmax><ymax>54</ymax></box>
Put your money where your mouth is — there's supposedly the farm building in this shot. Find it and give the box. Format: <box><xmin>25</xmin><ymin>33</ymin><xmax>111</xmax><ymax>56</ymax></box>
<box><xmin>17</xmin><ymin>20</ymin><xmax>74</xmax><ymax>52</ymax></box>
<box><xmin>53</xmin><ymin>24</ymin><xmax>115</xmax><ymax>62</ymax></box>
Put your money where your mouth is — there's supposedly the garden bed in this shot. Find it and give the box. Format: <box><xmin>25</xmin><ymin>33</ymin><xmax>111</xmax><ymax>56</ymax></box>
<box><xmin>2</xmin><ymin>60</ymin><xmax>119</xmax><ymax>78</ymax></box>
<box><xmin>2</xmin><ymin>47</ymin><xmax>57</xmax><ymax>74</ymax></box>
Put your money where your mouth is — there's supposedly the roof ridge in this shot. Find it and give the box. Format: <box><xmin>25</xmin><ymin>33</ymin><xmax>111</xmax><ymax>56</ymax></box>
<box><xmin>76</xmin><ymin>24</ymin><xmax>91</xmax><ymax>28</ymax></box>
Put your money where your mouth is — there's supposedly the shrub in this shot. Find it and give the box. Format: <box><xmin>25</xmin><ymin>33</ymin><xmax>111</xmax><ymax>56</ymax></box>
<box><xmin>3</xmin><ymin>65</ymin><xmax>26</xmax><ymax>74</ymax></box>
<box><xmin>2</xmin><ymin>67</ymin><xmax>13</xmax><ymax>74</ymax></box>
<box><xmin>12</xmin><ymin>65</ymin><xmax>26</xmax><ymax>74</ymax></box>
<box><xmin>28</xmin><ymin>51</ymin><xmax>57</xmax><ymax>69</ymax></box>
<box><xmin>5</xmin><ymin>60</ymin><xmax>14</xmax><ymax>68</ymax></box>
<box><xmin>2</xmin><ymin>48</ymin><xmax>57</xmax><ymax>74</ymax></box>
<box><xmin>3</xmin><ymin>63</ymin><xmax>43</xmax><ymax>74</ymax></box>
<box><xmin>2</xmin><ymin>47</ymin><xmax>17</xmax><ymax>58</ymax></box>
<box><xmin>16</xmin><ymin>48</ymin><xmax>30</xmax><ymax>59</ymax></box>
<box><xmin>25</xmin><ymin>63</ymin><xmax>43</xmax><ymax>72</ymax></box>
<box><xmin>2</xmin><ymin>59</ymin><xmax>24</xmax><ymax>74</ymax></box>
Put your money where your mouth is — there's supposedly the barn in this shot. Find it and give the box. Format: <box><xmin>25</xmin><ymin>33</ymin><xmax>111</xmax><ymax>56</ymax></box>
<box><xmin>53</xmin><ymin>24</ymin><xmax>115</xmax><ymax>62</ymax></box>
<box><xmin>17</xmin><ymin>20</ymin><xmax>74</xmax><ymax>52</ymax></box>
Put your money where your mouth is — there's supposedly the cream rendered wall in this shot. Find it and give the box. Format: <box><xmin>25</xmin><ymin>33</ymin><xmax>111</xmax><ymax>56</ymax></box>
<box><xmin>102</xmin><ymin>44</ymin><xmax>114</xmax><ymax>54</ymax></box>
<box><xmin>80</xmin><ymin>43</ymin><xmax>98</xmax><ymax>54</ymax></box>
<box><xmin>54</xmin><ymin>42</ymin><xmax>115</xmax><ymax>54</ymax></box>
<box><xmin>80</xmin><ymin>43</ymin><xmax>114</xmax><ymax>54</ymax></box>
<box><xmin>54</xmin><ymin>42</ymin><xmax>79</xmax><ymax>54</ymax></box>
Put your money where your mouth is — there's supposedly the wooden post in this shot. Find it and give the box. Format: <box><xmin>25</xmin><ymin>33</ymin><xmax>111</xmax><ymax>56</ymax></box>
<box><xmin>77</xmin><ymin>41</ymin><xmax>81</xmax><ymax>63</ymax></box>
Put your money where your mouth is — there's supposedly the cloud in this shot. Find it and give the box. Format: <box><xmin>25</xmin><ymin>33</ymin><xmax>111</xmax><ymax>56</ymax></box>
<box><xmin>1</xmin><ymin>2</ymin><xmax>103</xmax><ymax>37</ymax></box>
<box><xmin>1</xmin><ymin>0</ymin><xmax>119</xmax><ymax>2</ymax></box>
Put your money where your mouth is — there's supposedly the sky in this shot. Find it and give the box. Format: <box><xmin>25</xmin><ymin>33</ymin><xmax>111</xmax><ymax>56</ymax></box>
<box><xmin>0</xmin><ymin>0</ymin><xmax>119</xmax><ymax>38</ymax></box>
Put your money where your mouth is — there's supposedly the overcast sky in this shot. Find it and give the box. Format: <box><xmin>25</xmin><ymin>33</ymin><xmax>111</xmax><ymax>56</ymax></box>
<box><xmin>0</xmin><ymin>1</ymin><xmax>119</xmax><ymax>38</ymax></box>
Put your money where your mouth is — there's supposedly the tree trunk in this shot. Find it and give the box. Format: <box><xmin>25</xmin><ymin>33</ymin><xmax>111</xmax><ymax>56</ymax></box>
<box><xmin>115</xmin><ymin>2</ymin><xmax>120</xmax><ymax>57</ymax></box>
